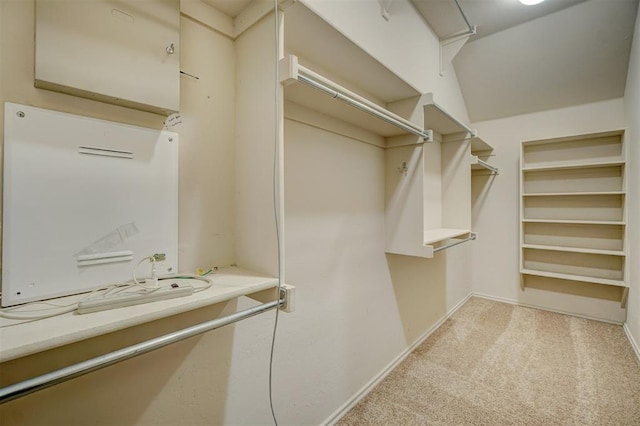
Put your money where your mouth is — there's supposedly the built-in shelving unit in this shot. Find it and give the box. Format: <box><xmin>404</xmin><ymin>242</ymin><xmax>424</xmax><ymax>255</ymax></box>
<box><xmin>279</xmin><ymin>2</ymin><xmax>497</xmax><ymax>258</ymax></box>
<box><xmin>385</xmin><ymin>93</ymin><xmax>481</xmax><ymax>257</ymax></box>
<box><xmin>520</xmin><ymin>130</ymin><xmax>628</xmax><ymax>306</ymax></box>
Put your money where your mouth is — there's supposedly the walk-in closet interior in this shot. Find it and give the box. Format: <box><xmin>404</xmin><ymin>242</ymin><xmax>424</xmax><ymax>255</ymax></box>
<box><xmin>0</xmin><ymin>0</ymin><xmax>639</xmax><ymax>424</ymax></box>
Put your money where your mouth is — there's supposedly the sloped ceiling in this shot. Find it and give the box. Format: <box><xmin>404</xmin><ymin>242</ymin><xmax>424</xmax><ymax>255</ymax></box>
<box><xmin>413</xmin><ymin>0</ymin><xmax>638</xmax><ymax>122</ymax></box>
<box><xmin>202</xmin><ymin>0</ymin><xmax>637</xmax><ymax>123</ymax></box>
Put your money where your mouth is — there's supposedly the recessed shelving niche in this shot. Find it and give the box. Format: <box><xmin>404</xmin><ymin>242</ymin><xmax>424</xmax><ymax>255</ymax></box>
<box><xmin>520</xmin><ymin>130</ymin><xmax>628</xmax><ymax>306</ymax></box>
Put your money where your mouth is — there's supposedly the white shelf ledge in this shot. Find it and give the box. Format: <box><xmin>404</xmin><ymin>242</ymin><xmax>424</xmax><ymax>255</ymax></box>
<box><xmin>0</xmin><ymin>267</ymin><xmax>279</xmax><ymax>363</ymax></box>
<box><xmin>470</xmin><ymin>136</ymin><xmax>493</xmax><ymax>153</ymax></box>
<box><xmin>521</xmin><ymin>268</ymin><xmax>627</xmax><ymax>288</ymax></box>
<box><xmin>423</xmin><ymin>93</ymin><xmax>476</xmax><ymax>139</ymax></box>
<box><xmin>522</xmin><ymin>191</ymin><xmax>625</xmax><ymax>197</ymax></box>
<box><xmin>522</xmin><ymin>219</ymin><xmax>626</xmax><ymax>226</ymax></box>
<box><xmin>422</xmin><ymin>228</ymin><xmax>474</xmax><ymax>257</ymax></box>
<box><xmin>424</xmin><ymin>228</ymin><xmax>471</xmax><ymax>245</ymax></box>
<box><xmin>522</xmin><ymin>244</ymin><xmax>625</xmax><ymax>256</ymax></box>
<box><xmin>522</xmin><ymin>159</ymin><xmax>625</xmax><ymax>172</ymax></box>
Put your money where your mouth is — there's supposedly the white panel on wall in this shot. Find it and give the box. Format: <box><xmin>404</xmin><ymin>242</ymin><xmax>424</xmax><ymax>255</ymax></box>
<box><xmin>35</xmin><ymin>0</ymin><xmax>180</xmax><ymax>115</ymax></box>
<box><xmin>2</xmin><ymin>103</ymin><xmax>178</xmax><ymax>307</ymax></box>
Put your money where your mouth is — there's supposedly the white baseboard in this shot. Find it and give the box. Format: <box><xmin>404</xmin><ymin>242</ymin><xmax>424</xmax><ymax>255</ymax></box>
<box><xmin>321</xmin><ymin>293</ymin><xmax>473</xmax><ymax>426</ymax></box>
<box><xmin>470</xmin><ymin>292</ymin><xmax>624</xmax><ymax>325</ymax></box>
<box><xmin>623</xmin><ymin>323</ymin><xmax>640</xmax><ymax>363</ymax></box>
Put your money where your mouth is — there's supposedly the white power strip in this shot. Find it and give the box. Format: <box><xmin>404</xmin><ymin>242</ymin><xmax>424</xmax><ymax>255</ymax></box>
<box><xmin>77</xmin><ymin>284</ymin><xmax>195</xmax><ymax>314</ymax></box>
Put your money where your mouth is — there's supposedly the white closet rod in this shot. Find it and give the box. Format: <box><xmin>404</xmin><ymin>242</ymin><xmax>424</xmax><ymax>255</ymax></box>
<box><xmin>433</xmin><ymin>233</ymin><xmax>477</xmax><ymax>253</ymax></box>
<box><xmin>280</xmin><ymin>55</ymin><xmax>432</xmax><ymax>142</ymax></box>
<box><xmin>0</xmin><ymin>297</ymin><xmax>285</xmax><ymax>405</ymax></box>
<box><xmin>474</xmin><ymin>158</ymin><xmax>499</xmax><ymax>174</ymax></box>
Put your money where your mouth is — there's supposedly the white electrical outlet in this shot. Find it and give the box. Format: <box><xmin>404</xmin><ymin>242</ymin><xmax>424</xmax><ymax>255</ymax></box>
<box><xmin>280</xmin><ymin>284</ymin><xmax>295</xmax><ymax>313</ymax></box>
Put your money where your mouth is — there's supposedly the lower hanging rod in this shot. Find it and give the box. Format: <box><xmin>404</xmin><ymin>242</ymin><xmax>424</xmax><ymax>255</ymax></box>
<box><xmin>433</xmin><ymin>233</ymin><xmax>477</xmax><ymax>253</ymax></box>
<box><xmin>0</xmin><ymin>297</ymin><xmax>284</xmax><ymax>405</ymax></box>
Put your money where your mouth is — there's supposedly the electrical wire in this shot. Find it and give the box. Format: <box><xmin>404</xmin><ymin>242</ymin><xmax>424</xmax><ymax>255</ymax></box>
<box><xmin>132</xmin><ymin>255</ymin><xmax>161</xmax><ymax>289</ymax></box>
<box><xmin>268</xmin><ymin>1</ymin><xmax>283</xmax><ymax>424</ymax></box>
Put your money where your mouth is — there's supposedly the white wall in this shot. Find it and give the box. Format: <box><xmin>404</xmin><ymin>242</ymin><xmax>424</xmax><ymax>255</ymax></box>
<box><xmin>624</xmin><ymin>4</ymin><xmax>640</xmax><ymax>350</ymax></box>
<box><xmin>470</xmin><ymin>99</ymin><xmax>628</xmax><ymax>323</ymax></box>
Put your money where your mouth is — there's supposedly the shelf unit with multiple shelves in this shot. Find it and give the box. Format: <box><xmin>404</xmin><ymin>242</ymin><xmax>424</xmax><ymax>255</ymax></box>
<box><xmin>520</xmin><ymin>130</ymin><xmax>628</xmax><ymax>306</ymax></box>
<box><xmin>385</xmin><ymin>93</ymin><xmax>484</xmax><ymax>257</ymax></box>
<box><xmin>277</xmin><ymin>2</ymin><xmax>499</xmax><ymax>258</ymax></box>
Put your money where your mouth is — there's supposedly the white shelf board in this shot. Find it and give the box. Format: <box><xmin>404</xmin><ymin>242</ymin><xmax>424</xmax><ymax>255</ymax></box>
<box><xmin>423</xmin><ymin>93</ymin><xmax>475</xmax><ymax>138</ymax></box>
<box><xmin>0</xmin><ymin>267</ymin><xmax>279</xmax><ymax>362</ymax></box>
<box><xmin>522</xmin><ymin>219</ymin><xmax>626</xmax><ymax>226</ymax></box>
<box><xmin>521</xmin><ymin>130</ymin><xmax>625</xmax><ymax>147</ymax></box>
<box><xmin>522</xmin><ymin>191</ymin><xmax>625</xmax><ymax>197</ymax></box>
<box><xmin>470</xmin><ymin>136</ymin><xmax>493</xmax><ymax>153</ymax></box>
<box><xmin>522</xmin><ymin>159</ymin><xmax>625</xmax><ymax>172</ymax></box>
<box><xmin>522</xmin><ymin>244</ymin><xmax>625</xmax><ymax>257</ymax></box>
<box><xmin>521</xmin><ymin>268</ymin><xmax>627</xmax><ymax>288</ymax></box>
<box><xmin>423</xmin><ymin>228</ymin><xmax>471</xmax><ymax>245</ymax></box>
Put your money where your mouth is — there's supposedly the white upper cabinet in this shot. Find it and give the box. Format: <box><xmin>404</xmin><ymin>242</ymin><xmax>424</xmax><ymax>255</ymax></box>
<box><xmin>35</xmin><ymin>0</ymin><xmax>180</xmax><ymax>115</ymax></box>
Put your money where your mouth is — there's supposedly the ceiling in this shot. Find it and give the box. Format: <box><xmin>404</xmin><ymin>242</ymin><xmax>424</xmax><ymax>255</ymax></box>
<box><xmin>412</xmin><ymin>0</ymin><xmax>639</xmax><ymax>122</ymax></box>
<box><xmin>201</xmin><ymin>0</ymin><xmax>253</xmax><ymax>18</ymax></box>
<box><xmin>201</xmin><ymin>0</ymin><xmax>638</xmax><ymax>123</ymax></box>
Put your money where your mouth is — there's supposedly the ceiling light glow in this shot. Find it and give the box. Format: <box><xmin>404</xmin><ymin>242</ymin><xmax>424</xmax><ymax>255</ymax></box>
<box><xmin>519</xmin><ymin>0</ymin><xmax>545</xmax><ymax>5</ymax></box>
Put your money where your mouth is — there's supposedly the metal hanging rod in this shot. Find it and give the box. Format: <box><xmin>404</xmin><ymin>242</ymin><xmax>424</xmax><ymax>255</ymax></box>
<box><xmin>440</xmin><ymin>0</ymin><xmax>477</xmax><ymax>43</ymax></box>
<box><xmin>433</xmin><ymin>232</ymin><xmax>477</xmax><ymax>253</ymax></box>
<box><xmin>0</xmin><ymin>297</ymin><xmax>285</xmax><ymax>405</ymax></box>
<box><xmin>453</xmin><ymin>0</ymin><xmax>476</xmax><ymax>36</ymax></box>
<box><xmin>280</xmin><ymin>55</ymin><xmax>433</xmax><ymax>142</ymax></box>
<box><xmin>473</xmin><ymin>157</ymin><xmax>499</xmax><ymax>175</ymax></box>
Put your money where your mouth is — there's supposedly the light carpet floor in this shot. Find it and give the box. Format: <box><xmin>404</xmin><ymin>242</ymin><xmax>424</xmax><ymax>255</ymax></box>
<box><xmin>338</xmin><ymin>297</ymin><xmax>640</xmax><ymax>425</ymax></box>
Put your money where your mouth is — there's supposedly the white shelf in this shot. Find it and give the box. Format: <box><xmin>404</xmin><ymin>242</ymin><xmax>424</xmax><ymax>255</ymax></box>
<box><xmin>522</xmin><ymin>159</ymin><xmax>625</xmax><ymax>172</ymax></box>
<box><xmin>423</xmin><ymin>228</ymin><xmax>471</xmax><ymax>245</ymax></box>
<box><xmin>522</xmin><ymin>191</ymin><xmax>625</xmax><ymax>197</ymax></box>
<box><xmin>522</xmin><ymin>244</ymin><xmax>625</xmax><ymax>256</ymax></box>
<box><xmin>423</xmin><ymin>93</ymin><xmax>475</xmax><ymax>139</ymax></box>
<box><xmin>470</xmin><ymin>136</ymin><xmax>493</xmax><ymax>153</ymax></box>
<box><xmin>522</xmin><ymin>219</ymin><xmax>626</xmax><ymax>225</ymax></box>
<box><xmin>521</xmin><ymin>268</ymin><xmax>626</xmax><ymax>288</ymax></box>
<box><xmin>0</xmin><ymin>267</ymin><xmax>279</xmax><ymax>362</ymax></box>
